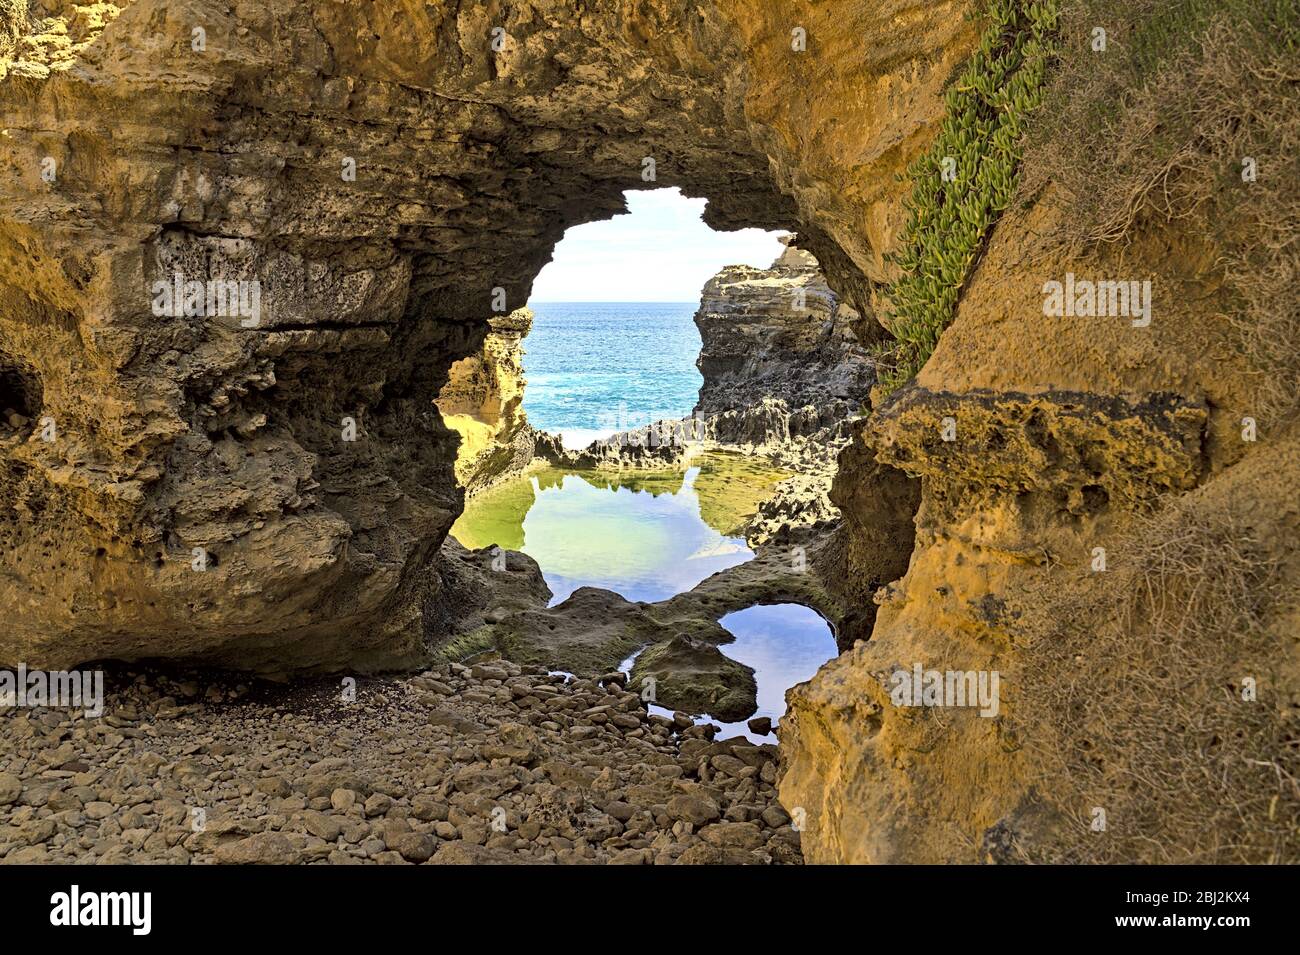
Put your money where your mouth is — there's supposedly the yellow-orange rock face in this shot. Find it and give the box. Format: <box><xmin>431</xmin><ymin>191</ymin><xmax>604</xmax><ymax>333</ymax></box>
<box><xmin>435</xmin><ymin>307</ymin><xmax>535</xmax><ymax>492</ymax></box>
<box><xmin>0</xmin><ymin>1</ymin><xmax>971</xmax><ymax>670</ymax></box>
<box><xmin>779</xmin><ymin>188</ymin><xmax>1300</xmax><ymax>864</ymax></box>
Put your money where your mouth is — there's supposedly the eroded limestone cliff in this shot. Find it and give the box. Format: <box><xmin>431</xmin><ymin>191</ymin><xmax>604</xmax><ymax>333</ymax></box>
<box><xmin>0</xmin><ymin>0</ymin><xmax>970</xmax><ymax>671</ymax></box>
<box><xmin>694</xmin><ymin>237</ymin><xmax>877</xmax><ymax>441</ymax></box>
<box><xmin>685</xmin><ymin>240</ymin><xmax>880</xmax><ymax>540</ymax></box>
<box><xmin>778</xmin><ymin>2</ymin><xmax>1300</xmax><ymax>862</ymax></box>
<box><xmin>3</xmin><ymin>0</ymin><xmax>1293</xmax><ymax>867</ymax></box>
<box><xmin>435</xmin><ymin>307</ymin><xmax>545</xmax><ymax>493</ymax></box>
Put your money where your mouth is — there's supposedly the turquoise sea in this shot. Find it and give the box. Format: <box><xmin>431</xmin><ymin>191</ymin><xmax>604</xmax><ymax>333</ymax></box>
<box><xmin>523</xmin><ymin>302</ymin><xmax>702</xmax><ymax>444</ymax></box>
<box><xmin>455</xmin><ymin>300</ymin><xmax>837</xmax><ymax>730</ymax></box>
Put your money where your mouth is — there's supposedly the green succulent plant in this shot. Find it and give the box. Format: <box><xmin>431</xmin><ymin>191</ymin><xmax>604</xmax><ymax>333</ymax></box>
<box><xmin>876</xmin><ymin>0</ymin><xmax>1060</xmax><ymax>395</ymax></box>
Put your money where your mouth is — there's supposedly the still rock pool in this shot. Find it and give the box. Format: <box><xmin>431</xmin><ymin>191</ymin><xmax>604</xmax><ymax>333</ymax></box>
<box><xmin>450</xmin><ymin>452</ymin><xmax>787</xmax><ymax>605</ymax></box>
<box><xmin>452</xmin><ymin>455</ymin><xmax>837</xmax><ymax>741</ymax></box>
<box><xmin>620</xmin><ymin>603</ymin><xmax>838</xmax><ymax>743</ymax></box>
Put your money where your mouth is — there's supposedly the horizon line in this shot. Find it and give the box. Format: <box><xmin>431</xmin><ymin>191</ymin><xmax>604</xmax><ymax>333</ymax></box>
<box><xmin>528</xmin><ymin>299</ymin><xmax>700</xmax><ymax>304</ymax></box>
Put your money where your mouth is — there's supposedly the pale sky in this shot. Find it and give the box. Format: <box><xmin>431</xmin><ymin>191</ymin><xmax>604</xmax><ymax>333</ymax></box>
<box><xmin>528</xmin><ymin>188</ymin><xmax>788</xmax><ymax>303</ymax></box>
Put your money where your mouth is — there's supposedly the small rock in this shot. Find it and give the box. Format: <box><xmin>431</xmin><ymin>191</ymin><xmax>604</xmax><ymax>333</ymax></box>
<box><xmin>0</xmin><ymin>772</ymin><xmax>21</xmax><ymax>806</ymax></box>
<box><xmin>392</xmin><ymin>832</ymin><xmax>436</xmax><ymax>863</ymax></box>
<box><xmin>608</xmin><ymin>847</ymin><xmax>649</xmax><ymax>865</ymax></box>
<box><xmin>761</xmin><ymin>805</ymin><xmax>792</xmax><ymax>828</ymax></box>
<box><xmin>214</xmin><ymin>833</ymin><xmax>304</xmax><ymax>865</ymax></box>
<box><xmin>411</xmin><ymin>795</ymin><xmax>448</xmax><ymax>822</ymax></box>
<box><xmin>255</xmin><ymin>776</ymin><xmax>291</xmax><ymax>798</ymax></box>
<box><xmin>302</xmin><ymin>811</ymin><xmax>342</xmax><ymax>842</ymax></box>
<box><xmin>666</xmin><ymin>792</ymin><xmax>721</xmax><ymax>827</ymax></box>
<box><xmin>710</xmin><ymin>754</ymin><xmax>749</xmax><ymax>778</ymax></box>
<box><xmin>470</xmin><ymin>664</ymin><xmax>508</xmax><ymax>682</ymax></box>
<box><xmin>6</xmin><ymin>845</ymin><xmax>48</xmax><ymax>864</ymax></box>
<box><xmin>604</xmin><ymin>800</ymin><xmax>635</xmax><ymax>822</ymax></box>
<box><xmin>699</xmin><ymin>821</ymin><xmax>765</xmax><ymax>850</ymax></box>
<box><xmin>84</xmin><ymin>801</ymin><xmax>115</xmax><ymax>820</ymax></box>
<box><xmin>433</xmin><ymin>821</ymin><xmax>458</xmax><ymax>839</ymax></box>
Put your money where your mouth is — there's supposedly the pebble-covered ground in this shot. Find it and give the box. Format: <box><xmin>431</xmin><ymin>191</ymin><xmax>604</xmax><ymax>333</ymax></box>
<box><xmin>0</xmin><ymin>660</ymin><xmax>802</xmax><ymax>864</ymax></box>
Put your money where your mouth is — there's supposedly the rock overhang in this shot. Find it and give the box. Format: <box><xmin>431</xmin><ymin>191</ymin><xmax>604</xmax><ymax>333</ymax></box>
<box><xmin>0</xmin><ymin>0</ymin><xmax>972</xmax><ymax>670</ymax></box>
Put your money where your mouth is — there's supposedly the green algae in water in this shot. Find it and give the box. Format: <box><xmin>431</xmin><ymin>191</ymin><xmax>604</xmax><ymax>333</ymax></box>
<box><xmin>450</xmin><ymin>473</ymin><xmax>537</xmax><ymax>552</ymax></box>
<box><xmin>694</xmin><ymin>451</ymin><xmax>787</xmax><ymax>537</ymax></box>
<box><xmin>450</xmin><ymin>453</ymin><xmax>789</xmax><ymax>604</ymax></box>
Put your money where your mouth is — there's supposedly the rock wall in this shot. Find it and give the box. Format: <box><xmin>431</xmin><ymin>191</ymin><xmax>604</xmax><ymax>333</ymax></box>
<box><xmin>0</xmin><ymin>0</ymin><xmax>973</xmax><ymax>671</ymax></box>
<box><xmin>435</xmin><ymin>307</ymin><xmax>539</xmax><ymax>493</ymax></box>
<box><xmin>779</xmin><ymin>169</ymin><xmax>1300</xmax><ymax>865</ymax></box>
<box><xmin>686</xmin><ymin>240</ymin><xmax>883</xmax><ymax>543</ymax></box>
<box><xmin>693</xmin><ymin>237</ymin><xmax>877</xmax><ymax>442</ymax></box>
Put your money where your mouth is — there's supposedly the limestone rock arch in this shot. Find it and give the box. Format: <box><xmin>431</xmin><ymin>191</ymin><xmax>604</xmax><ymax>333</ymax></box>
<box><xmin>0</xmin><ymin>0</ymin><xmax>972</xmax><ymax>669</ymax></box>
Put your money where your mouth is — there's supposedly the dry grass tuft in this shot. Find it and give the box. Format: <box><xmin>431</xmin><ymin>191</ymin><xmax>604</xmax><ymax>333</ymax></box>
<box><xmin>1021</xmin><ymin>0</ymin><xmax>1300</xmax><ymax>420</ymax></box>
<box><xmin>1014</xmin><ymin>493</ymin><xmax>1298</xmax><ymax>863</ymax></box>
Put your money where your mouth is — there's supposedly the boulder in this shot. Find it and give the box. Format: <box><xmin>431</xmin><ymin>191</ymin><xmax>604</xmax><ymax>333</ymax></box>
<box><xmin>630</xmin><ymin>635</ymin><xmax>758</xmax><ymax>723</ymax></box>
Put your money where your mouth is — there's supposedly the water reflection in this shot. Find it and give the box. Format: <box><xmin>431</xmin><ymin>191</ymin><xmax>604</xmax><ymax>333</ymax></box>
<box><xmin>451</xmin><ymin>453</ymin><xmax>786</xmax><ymax>605</ymax></box>
<box><xmin>618</xmin><ymin>603</ymin><xmax>838</xmax><ymax>743</ymax></box>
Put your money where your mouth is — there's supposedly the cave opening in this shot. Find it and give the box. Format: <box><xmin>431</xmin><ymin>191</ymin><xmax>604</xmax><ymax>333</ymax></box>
<box><xmin>0</xmin><ymin>350</ymin><xmax>42</xmax><ymax>427</ymax></box>
<box><xmin>523</xmin><ymin>186</ymin><xmax>789</xmax><ymax>446</ymax></box>
<box><xmin>430</xmin><ymin>184</ymin><xmax>897</xmax><ymax>739</ymax></box>
<box><xmin>440</xmin><ymin>186</ymin><xmax>796</xmax><ymax>601</ymax></box>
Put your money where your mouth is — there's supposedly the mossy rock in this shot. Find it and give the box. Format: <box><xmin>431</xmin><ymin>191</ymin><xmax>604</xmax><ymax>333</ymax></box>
<box><xmin>630</xmin><ymin>634</ymin><xmax>757</xmax><ymax>723</ymax></box>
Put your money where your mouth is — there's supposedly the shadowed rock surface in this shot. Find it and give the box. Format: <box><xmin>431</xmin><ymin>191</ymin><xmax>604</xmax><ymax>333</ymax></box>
<box><xmin>630</xmin><ymin>634</ymin><xmax>758</xmax><ymax>723</ymax></box>
<box><xmin>0</xmin><ymin>0</ymin><xmax>971</xmax><ymax>671</ymax></box>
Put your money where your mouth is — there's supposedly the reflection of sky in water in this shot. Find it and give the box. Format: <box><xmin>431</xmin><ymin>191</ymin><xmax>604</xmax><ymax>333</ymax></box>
<box><xmin>620</xmin><ymin>603</ymin><xmax>837</xmax><ymax>744</ymax></box>
<box><xmin>527</xmin><ymin>468</ymin><xmax>751</xmax><ymax>604</ymax></box>
<box><xmin>712</xmin><ymin>604</ymin><xmax>838</xmax><ymax>737</ymax></box>
<box><xmin>455</xmin><ymin>466</ymin><xmax>754</xmax><ymax>605</ymax></box>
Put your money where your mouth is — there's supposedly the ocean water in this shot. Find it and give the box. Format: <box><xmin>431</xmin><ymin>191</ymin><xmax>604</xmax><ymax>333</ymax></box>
<box><xmin>523</xmin><ymin>302</ymin><xmax>703</xmax><ymax>444</ymax></box>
